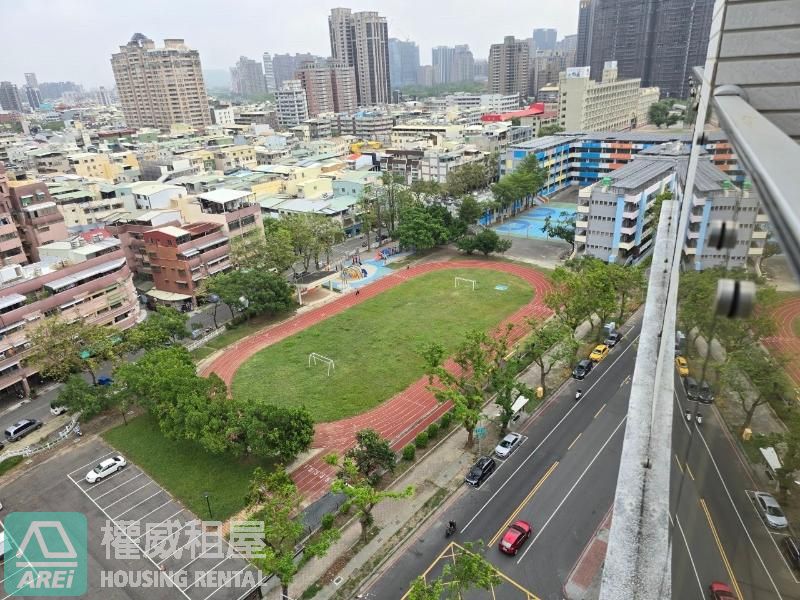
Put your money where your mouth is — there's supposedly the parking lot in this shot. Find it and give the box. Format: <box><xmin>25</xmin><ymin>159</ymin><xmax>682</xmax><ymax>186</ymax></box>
<box><xmin>0</xmin><ymin>439</ymin><xmax>262</xmax><ymax>600</ymax></box>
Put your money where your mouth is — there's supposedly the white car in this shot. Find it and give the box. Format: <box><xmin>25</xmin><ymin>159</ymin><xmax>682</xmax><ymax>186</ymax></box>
<box><xmin>494</xmin><ymin>433</ymin><xmax>522</xmax><ymax>458</ymax></box>
<box><xmin>85</xmin><ymin>455</ymin><xmax>126</xmax><ymax>483</ymax></box>
<box><xmin>0</xmin><ymin>529</ymin><xmax>5</xmax><ymax>561</ymax></box>
<box><xmin>754</xmin><ymin>492</ymin><xmax>788</xmax><ymax>529</ymax></box>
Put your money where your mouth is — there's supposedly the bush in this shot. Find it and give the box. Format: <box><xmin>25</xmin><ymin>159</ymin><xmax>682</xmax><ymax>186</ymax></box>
<box><xmin>439</xmin><ymin>411</ymin><xmax>452</xmax><ymax>429</ymax></box>
<box><xmin>321</xmin><ymin>513</ymin><xmax>335</xmax><ymax>530</ymax></box>
<box><xmin>426</xmin><ymin>422</ymin><xmax>439</xmax><ymax>439</ymax></box>
<box><xmin>338</xmin><ymin>501</ymin><xmax>351</xmax><ymax>515</ymax></box>
<box><xmin>414</xmin><ymin>431</ymin><xmax>429</xmax><ymax>449</ymax></box>
<box><xmin>301</xmin><ymin>583</ymin><xmax>322</xmax><ymax>599</ymax></box>
<box><xmin>402</xmin><ymin>444</ymin><xmax>416</xmax><ymax>461</ymax></box>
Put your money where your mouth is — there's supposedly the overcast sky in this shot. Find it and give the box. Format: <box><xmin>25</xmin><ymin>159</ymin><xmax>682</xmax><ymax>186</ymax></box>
<box><xmin>1</xmin><ymin>0</ymin><xmax>578</xmax><ymax>88</ymax></box>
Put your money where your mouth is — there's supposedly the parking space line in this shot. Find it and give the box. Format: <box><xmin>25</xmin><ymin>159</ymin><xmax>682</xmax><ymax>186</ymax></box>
<box><xmin>159</xmin><ymin>532</ymin><xmax>203</xmax><ymax>565</ymax></box>
<box><xmin>184</xmin><ymin>557</ymin><xmax>230</xmax><ymax>592</ymax></box>
<box><xmin>700</xmin><ymin>498</ymin><xmax>742</xmax><ymax>600</ymax></box>
<box><xmin>138</xmin><ymin>516</ymin><xmax>191</xmax><ymax>548</ymax></box>
<box><xmin>91</xmin><ymin>471</ymin><xmax>145</xmax><ymax>501</ymax></box>
<box><xmin>126</xmin><ymin>501</ymin><xmax>176</xmax><ymax>533</ymax></box>
<box><xmin>203</xmin><ymin>564</ymin><xmax>251</xmax><ymax>600</ymax></box>
<box><xmin>517</xmin><ymin>415</ymin><xmax>626</xmax><ymax>564</ymax></box>
<box><xmin>674</xmin><ymin>514</ymin><xmax>705</xmax><ymax>599</ymax></box>
<box><xmin>743</xmin><ymin>490</ymin><xmax>800</xmax><ymax>584</ymax></box>
<box><xmin>686</xmin><ymin>464</ymin><xmax>695</xmax><ymax>481</ymax></box>
<box><xmin>66</xmin><ymin>451</ymin><xmax>117</xmax><ymax>477</ymax></box>
<box><xmin>102</xmin><ymin>481</ymin><xmax>153</xmax><ymax>510</ymax></box>
<box><xmin>114</xmin><ymin>490</ymin><xmax>162</xmax><ymax>519</ymax></box>
<box><xmin>175</xmin><ymin>545</ymin><xmax>214</xmax><ymax>573</ymax></box>
<box><xmin>674</xmin><ymin>453</ymin><xmax>684</xmax><ymax>473</ymax></box>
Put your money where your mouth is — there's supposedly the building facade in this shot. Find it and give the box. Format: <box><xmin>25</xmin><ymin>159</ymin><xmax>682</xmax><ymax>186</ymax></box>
<box><xmin>388</xmin><ymin>39</ymin><xmax>420</xmax><ymax>88</ymax></box>
<box><xmin>6</xmin><ymin>179</ymin><xmax>69</xmax><ymax>262</ymax></box>
<box><xmin>262</xmin><ymin>52</ymin><xmax>277</xmax><ymax>93</ymax></box>
<box><xmin>230</xmin><ymin>56</ymin><xmax>266</xmax><ymax>98</ymax></box>
<box><xmin>488</xmin><ymin>36</ymin><xmax>530</xmax><ymax>97</ymax></box>
<box><xmin>0</xmin><ymin>82</ymin><xmax>23</xmax><ymax>112</ymax></box>
<box><xmin>575</xmin><ymin>0</ymin><xmax>714</xmax><ymax>98</ymax></box>
<box><xmin>272</xmin><ymin>53</ymin><xmax>320</xmax><ymax>89</ymax></box>
<box><xmin>296</xmin><ymin>60</ymin><xmax>358</xmax><ymax>116</ymax></box>
<box><xmin>532</xmin><ymin>28</ymin><xmax>557</xmax><ymax>51</ymax></box>
<box><xmin>276</xmin><ymin>80</ymin><xmax>309</xmax><ymax>129</ymax></box>
<box><xmin>111</xmin><ymin>34</ymin><xmax>211</xmax><ymax>130</ymax></box>
<box><xmin>329</xmin><ymin>8</ymin><xmax>391</xmax><ymax>105</ymax></box>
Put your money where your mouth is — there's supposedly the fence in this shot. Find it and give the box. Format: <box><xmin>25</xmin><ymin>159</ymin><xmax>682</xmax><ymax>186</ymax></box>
<box><xmin>0</xmin><ymin>414</ymin><xmax>81</xmax><ymax>465</ymax></box>
<box><xmin>186</xmin><ymin>326</ymin><xmax>227</xmax><ymax>352</ymax></box>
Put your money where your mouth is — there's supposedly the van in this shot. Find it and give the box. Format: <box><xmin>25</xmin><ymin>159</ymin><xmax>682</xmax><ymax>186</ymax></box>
<box><xmin>4</xmin><ymin>418</ymin><xmax>42</xmax><ymax>442</ymax></box>
<box><xmin>684</xmin><ymin>377</ymin><xmax>699</xmax><ymax>401</ymax></box>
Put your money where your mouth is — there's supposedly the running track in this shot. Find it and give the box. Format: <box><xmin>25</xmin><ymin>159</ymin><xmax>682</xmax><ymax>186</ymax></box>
<box><xmin>202</xmin><ymin>261</ymin><xmax>553</xmax><ymax>502</ymax></box>
<box><xmin>764</xmin><ymin>295</ymin><xmax>800</xmax><ymax>386</ymax></box>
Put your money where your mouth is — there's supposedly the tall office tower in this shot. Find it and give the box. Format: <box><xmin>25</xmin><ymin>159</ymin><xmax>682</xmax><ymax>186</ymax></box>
<box><xmin>531</xmin><ymin>51</ymin><xmax>567</xmax><ymax>98</ymax></box>
<box><xmin>532</xmin><ymin>28</ymin><xmax>557</xmax><ymax>51</ymax></box>
<box><xmin>416</xmin><ymin>65</ymin><xmax>434</xmax><ymax>87</ymax></box>
<box><xmin>0</xmin><ymin>82</ymin><xmax>23</xmax><ymax>112</ymax></box>
<box><xmin>276</xmin><ymin>80</ymin><xmax>308</xmax><ymax>128</ymax></box>
<box><xmin>111</xmin><ymin>33</ymin><xmax>211</xmax><ymax>129</ymax></box>
<box><xmin>296</xmin><ymin>59</ymin><xmax>357</xmax><ymax>115</ymax></box>
<box><xmin>452</xmin><ymin>45</ymin><xmax>475</xmax><ymax>83</ymax></box>
<box><xmin>230</xmin><ymin>56</ymin><xmax>266</xmax><ymax>98</ymax></box>
<box><xmin>431</xmin><ymin>47</ymin><xmax>453</xmax><ymax>85</ymax></box>
<box><xmin>97</xmin><ymin>86</ymin><xmax>112</xmax><ymax>106</ymax></box>
<box><xmin>473</xmin><ymin>58</ymin><xmax>489</xmax><ymax>80</ymax></box>
<box><xmin>388</xmin><ymin>39</ymin><xmax>420</xmax><ymax>88</ymax></box>
<box><xmin>557</xmin><ymin>34</ymin><xmax>579</xmax><ymax>68</ymax></box>
<box><xmin>488</xmin><ymin>36</ymin><xmax>530</xmax><ymax>96</ymax></box>
<box><xmin>262</xmin><ymin>52</ymin><xmax>276</xmax><ymax>93</ymax></box>
<box><xmin>272</xmin><ymin>53</ymin><xmax>319</xmax><ymax>89</ymax></box>
<box><xmin>24</xmin><ymin>73</ymin><xmax>38</xmax><ymax>89</ymax></box>
<box><xmin>328</xmin><ymin>8</ymin><xmax>391</xmax><ymax>105</ymax></box>
<box><xmin>576</xmin><ymin>0</ymin><xmax>714</xmax><ymax>98</ymax></box>
<box><xmin>23</xmin><ymin>85</ymin><xmax>42</xmax><ymax>109</ymax></box>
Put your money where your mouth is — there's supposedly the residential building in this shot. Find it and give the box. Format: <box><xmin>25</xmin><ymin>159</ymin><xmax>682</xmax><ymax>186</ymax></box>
<box><xmin>334</xmin><ymin>111</ymin><xmax>394</xmax><ymax>142</ymax></box>
<box><xmin>143</xmin><ymin>222</ymin><xmax>231</xmax><ymax>306</ymax></box>
<box><xmin>417</xmin><ymin>65</ymin><xmax>434</xmax><ymax>87</ymax></box>
<box><xmin>38</xmin><ymin>236</ymin><xmax>122</xmax><ymax>265</ymax></box>
<box><xmin>129</xmin><ymin>182</ymin><xmax>187</xmax><ymax>210</ymax></box>
<box><xmin>259</xmin><ymin>196</ymin><xmax>362</xmax><ymax>236</ymax></box>
<box><xmin>96</xmin><ymin>86</ymin><xmax>112</xmax><ymax>106</ymax></box>
<box><xmin>558</xmin><ymin>62</ymin><xmax>660</xmax><ymax>132</ymax></box>
<box><xmin>419</xmin><ymin>146</ymin><xmax>486</xmax><ymax>184</ymax></box>
<box><xmin>531</xmin><ymin>51</ymin><xmax>568</xmax><ymax>100</ymax></box>
<box><xmin>0</xmin><ymin>82</ymin><xmax>23</xmax><ymax>112</ymax></box>
<box><xmin>47</xmin><ymin>180</ymin><xmax>128</xmax><ymax>227</ymax></box>
<box><xmin>272</xmin><ymin>53</ymin><xmax>320</xmax><ymax>89</ymax></box>
<box><xmin>444</xmin><ymin>93</ymin><xmax>520</xmax><ymax>113</ymax></box>
<box><xmin>105</xmin><ymin>209</ymin><xmax>183</xmax><ymax>282</ymax></box>
<box><xmin>388</xmin><ymin>39</ymin><xmax>420</xmax><ymax>88</ymax></box>
<box><xmin>24</xmin><ymin>73</ymin><xmax>38</xmax><ymax>89</ymax></box>
<box><xmin>480</xmin><ymin>102</ymin><xmax>559</xmax><ymax>135</ymax></box>
<box><xmin>211</xmin><ymin>106</ymin><xmax>235</xmax><ymax>126</ymax></box>
<box><xmin>474</xmin><ymin>59</ymin><xmax>489</xmax><ymax>81</ymax></box>
<box><xmin>432</xmin><ymin>47</ymin><xmax>453</xmax><ymax>85</ymax></box>
<box><xmin>532</xmin><ymin>28</ymin><xmax>557</xmax><ymax>51</ymax></box>
<box><xmin>0</xmin><ymin>247</ymin><xmax>139</xmax><ymax>396</ymax></box>
<box><xmin>452</xmin><ymin>46</ymin><xmax>475</xmax><ymax>84</ymax></box>
<box><xmin>0</xmin><ymin>165</ymin><xmax>26</xmax><ymax>266</ymax></box>
<box><xmin>67</xmin><ymin>153</ymin><xmax>116</xmax><ymax>181</ymax></box>
<box><xmin>276</xmin><ymin>80</ymin><xmax>309</xmax><ymax>129</ymax></box>
<box><xmin>213</xmin><ymin>146</ymin><xmax>257</xmax><ymax>172</ymax></box>
<box><xmin>6</xmin><ymin>179</ymin><xmax>68</xmax><ymax>262</ymax></box>
<box><xmin>488</xmin><ymin>36</ymin><xmax>530</xmax><ymax>97</ymax></box>
<box><xmin>262</xmin><ymin>52</ymin><xmax>277</xmax><ymax>93</ymax></box>
<box><xmin>296</xmin><ymin>60</ymin><xmax>357</xmax><ymax>116</ymax></box>
<box><xmin>329</xmin><ymin>8</ymin><xmax>391</xmax><ymax>105</ymax></box>
<box><xmin>576</xmin><ymin>0</ymin><xmax>714</xmax><ymax>98</ymax></box>
<box><xmin>23</xmin><ymin>86</ymin><xmax>42</xmax><ymax>110</ymax></box>
<box><xmin>185</xmin><ymin>189</ymin><xmax>263</xmax><ymax>239</ymax></box>
<box><xmin>556</xmin><ymin>34</ymin><xmax>578</xmax><ymax>68</ymax></box>
<box><xmin>230</xmin><ymin>56</ymin><xmax>266</xmax><ymax>98</ymax></box>
<box><xmin>111</xmin><ymin>34</ymin><xmax>211</xmax><ymax>130</ymax></box>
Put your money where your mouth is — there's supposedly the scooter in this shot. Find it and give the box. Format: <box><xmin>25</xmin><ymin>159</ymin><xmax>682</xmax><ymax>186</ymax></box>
<box><xmin>685</xmin><ymin>408</ymin><xmax>692</xmax><ymax>422</ymax></box>
<box><xmin>445</xmin><ymin>522</ymin><xmax>457</xmax><ymax>537</ymax></box>
<box><xmin>696</xmin><ymin>412</ymin><xmax>703</xmax><ymax>425</ymax></box>
<box><xmin>575</xmin><ymin>390</ymin><xmax>583</xmax><ymax>401</ymax></box>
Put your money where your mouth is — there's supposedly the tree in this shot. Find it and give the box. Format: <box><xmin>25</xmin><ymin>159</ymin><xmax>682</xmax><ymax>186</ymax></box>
<box><xmin>441</xmin><ymin>541</ymin><xmax>502</xmax><ymax>599</ymax></box>
<box><xmin>542</xmin><ymin>210</ymin><xmax>577</xmax><ymax>254</ymax></box>
<box><xmin>489</xmin><ymin>331</ymin><xmax>534</xmax><ymax>433</ymax></box>
<box><xmin>239</xmin><ymin>401</ymin><xmax>314</xmax><ymax>463</ymax></box>
<box><xmin>539</xmin><ymin>124</ymin><xmax>565</xmax><ymax>137</ymax></box>
<box><xmin>230</xmin><ymin>230</ymin><xmax>273</xmax><ymax>271</ymax></box>
<box><xmin>445</xmin><ymin>158</ymin><xmax>493</xmax><ymax>197</ymax></box>
<box><xmin>407</xmin><ymin>576</ymin><xmax>444</xmax><ymax>600</ymax></box>
<box><xmin>491</xmin><ymin>154</ymin><xmax>547</xmax><ymax>219</ymax></box>
<box><xmin>56</xmin><ymin>375</ymin><xmax>111</xmax><ymax>419</ymax></box>
<box><xmin>378</xmin><ymin>171</ymin><xmax>412</xmax><ymax>235</ymax></box>
<box><xmin>309</xmin><ymin>216</ymin><xmax>345</xmax><ymax>268</ymax></box>
<box><xmin>326</xmin><ymin>455</ymin><xmax>413</xmax><ymax>541</ymax></box>
<box><xmin>605</xmin><ymin>263</ymin><xmax>646</xmax><ymax>324</ymax></box>
<box><xmin>458</xmin><ymin>195</ymin><xmax>483</xmax><ymax>226</ymax></box>
<box><xmin>647</xmin><ymin>189</ymin><xmax>673</xmax><ymax>231</ymax></box>
<box><xmin>263</xmin><ymin>219</ymin><xmax>299</xmax><ymax>273</ymax></box>
<box><xmin>456</xmin><ymin>235</ymin><xmax>478</xmax><ymax>255</ymax></box>
<box><xmin>648</xmin><ymin>101</ymin><xmax>671</xmax><ymax>127</ymax></box>
<box><xmin>473</xmin><ymin>229</ymin><xmax>512</xmax><ymax>256</ymax></box>
<box><xmin>545</xmin><ymin>266</ymin><xmax>597</xmax><ymax>334</ymax></box>
<box><xmin>205</xmin><ymin>270</ymin><xmax>294</xmax><ymax>320</ymax></box>
<box><xmin>396</xmin><ymin>204</ymin><xmax>449</xmax><ymax>250</ymax></box>
<box><xmin>344</xmin><ymin>429</ymin><xmax>396</xmax><ymax>483</ymax></box>
<box><xmin>125</xmin><ymin>306</ymin><xmax>188</xmax><ymax>351</ymax></box>
<box><xmin>524</xmin><ymin>318</ymin><xmax>580</xmax><ymax>396</ymax></box>
<box><xmin>409</xmin><ymin>180</ymin><xmax>445</xmax><ymax>204</ymax></box>
<box><xmin>282</xmin><ymin>214</ymin><xmax>318</xmax><ymax>271</ymax></box>
<box><xmin>247</xmin><ymin>468</ymin><xmax>339</xmax><ymax>600</ymax></box>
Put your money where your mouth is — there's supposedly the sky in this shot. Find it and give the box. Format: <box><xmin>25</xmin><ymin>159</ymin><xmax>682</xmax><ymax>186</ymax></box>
<box><xmin>1</xmin><ymin>0</ymin><xmax>579</xmax><ymax>88</ymax></box>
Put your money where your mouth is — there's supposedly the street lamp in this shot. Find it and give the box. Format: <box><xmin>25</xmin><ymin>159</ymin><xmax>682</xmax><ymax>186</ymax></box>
<box><xmin>203</xmin><ymin>492</ymin><xmax>213</xmax><ymax>520</ymax></box>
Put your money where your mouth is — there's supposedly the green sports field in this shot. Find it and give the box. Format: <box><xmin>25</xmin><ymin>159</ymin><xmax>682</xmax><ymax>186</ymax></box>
<box><xmin>231</xmin><ymin>268</ymin><xmax>534</xmax><ymax>422</ymax></box>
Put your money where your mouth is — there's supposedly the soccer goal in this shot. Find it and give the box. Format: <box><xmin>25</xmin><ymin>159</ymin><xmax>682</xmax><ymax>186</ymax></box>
<box><xmin>308</xmin><ymin>352</ymin><xmax>335</xmax><ymax>376</ymax></box>
<box><xmin>454</xmin><ymin>277</ymin><xmax>477</xmax><ymax>290</ymax></box>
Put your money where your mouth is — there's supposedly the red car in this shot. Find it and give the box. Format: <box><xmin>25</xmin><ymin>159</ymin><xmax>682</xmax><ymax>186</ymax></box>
<box><xmin>709</xmin><ymin>581</ymin><xmax>737</xmax><ymax>600</ymax></box>
<box><xmin>498</xmin><ymin>520</ymin><xmax>532</xmax><ymax>555</ymax></box>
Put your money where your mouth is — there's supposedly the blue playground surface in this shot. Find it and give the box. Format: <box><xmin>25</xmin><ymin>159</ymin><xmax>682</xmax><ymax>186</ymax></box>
<box><xmin>329</xmin><ymin>248</ymin><xmax>411</xmax><ymax>291</ymax></box>
<box><xmin>494</xmin><ymin>202</ymin><xmax>577</xmax><ymax>240</ymax></box>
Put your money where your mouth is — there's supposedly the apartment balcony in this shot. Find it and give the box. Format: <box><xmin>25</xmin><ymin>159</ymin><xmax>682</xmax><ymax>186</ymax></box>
<box><xmin>618</xmin><ymin>240</ymin><xmax>635</xmax><ymax>250</ymax></box>
<box><xmin>755</xmin><ymin>212</ymin><xmax>769</xmax><ymax>223</ymax></box>
<box><xmin>576</xmin><ymin>204</ymin><xmax>590</xmax><ymax>214</ymax></box>
<box><xmin>620</xmin><ymin>224</ymin><xmax>636</xmax><ymax>235</ymax></box>
<box><xmin>689</xmin><ymin>212</ymin><xmax>704</xmax><ymax>224</ymax></box>
<box><xmin>692</xmin><ymin>197</ymin><xmax>706</xmax><ymax>207</ymax></box>
<box><xmin>575</xmin><ymin>234</ymin><xmax>587</xmax><ymax>243</ymax></box>
<box><xmin>751</xmin><ymin>230</ymin><xmax>768</xmax><ymax>239</ymax></box>
<box><xmin>576</xmin><ymin>219</ymin><xmax>589</xmax><ymax>229</ymax></box>
<box><xmin>687</xmin><ymin>229</ymin><xmax>701</xmax><ymax>239</ymax></box>
<box><xmin>748</xmin><ymin>246</ymin><xmax>764</xmax><ymax>256</ymax></box>
<box><xmin>622</xmin><ymin>207</ymin><xmax>639</xmax><ymax>219</ymax></box>
<box><xmin>0</xmin><ymin>365</ymin><xmax>32</xmax><ymax>392</ymax></box>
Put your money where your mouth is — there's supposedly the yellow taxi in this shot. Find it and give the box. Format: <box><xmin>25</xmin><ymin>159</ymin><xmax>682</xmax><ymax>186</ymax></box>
<box><xmin>589</xmin><ymin>344</ymin><xmax>610</xmax><ymax>362</ymax></box>
<box><xmin>675</xmin><ymin>356</ymin><xmax>689</xmax><ymax>377</ymax></box>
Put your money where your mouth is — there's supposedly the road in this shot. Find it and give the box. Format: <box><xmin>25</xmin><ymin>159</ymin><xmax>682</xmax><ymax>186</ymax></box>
<box><xmin>671</xmin><ymin>375</ymin><xmax>800</xmax><ymax>599</ymax></box>
<box><xmin>363</xmin><ymin>316</ymin><xmax>643</xmax><ymax>600</ymax></box>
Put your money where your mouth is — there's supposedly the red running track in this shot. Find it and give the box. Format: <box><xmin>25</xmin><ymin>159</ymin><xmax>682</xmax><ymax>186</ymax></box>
<box><xmin>763</xmin><ymin>296</ymin><xmax>800</xmax><ymax>386</ymax></box>
<box><xmin>202</xmin><ymin>260</ymin><xmax>553</xmax><ymax>503</ymax></box>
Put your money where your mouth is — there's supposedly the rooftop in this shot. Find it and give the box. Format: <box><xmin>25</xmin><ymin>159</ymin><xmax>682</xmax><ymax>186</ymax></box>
<box><xmin>130</xmin><ymin>182</ymin><xmax>184</xmax><ymax>196</ymax></box>
<box><xmin>198</xmin><ymin>188</ymin><xmax>252</xmax><ymax>204</ymax></box>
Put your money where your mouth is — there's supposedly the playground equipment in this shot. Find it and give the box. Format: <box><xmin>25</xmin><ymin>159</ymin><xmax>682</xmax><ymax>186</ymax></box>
<box><xmin>342</xmin><ymin>266</ymin><xmax>364</xmax><ymax>280</ymax></box>
<box><xmin>376</xmin><ymin>246</ymin><xmax>400</xmax><ymax>261</ymax></box>
<box><xmin>308</xmin><ymin>352</ymin><xmax>335</xmax><ymax>376</ymax></box>
<box><xmin>454</xmin><ymin>277</ymin><xmax>477</xmax><ymax>290</ymax></box>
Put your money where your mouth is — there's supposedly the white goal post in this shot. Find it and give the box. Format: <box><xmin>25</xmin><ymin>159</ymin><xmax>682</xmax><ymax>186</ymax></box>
<box><xmin>454</xmin><ymin>277</ymin><xmax>477</xmax><ymax>290</ymax></box>
<box><xmin>308</xmin><ymin>352</ymin><xmax>335</xmax><ymax>376</ymax></box>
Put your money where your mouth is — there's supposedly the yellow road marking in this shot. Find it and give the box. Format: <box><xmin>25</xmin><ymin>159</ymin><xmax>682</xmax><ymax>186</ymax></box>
<box><xmin>674</xmin><ymin>453</ymin><xmax>684</xmax><ymax>473</ymax></box>
<box><xmin>568</xmin><ymin>433</ymin><xmax>582</xmax><ymax>451</ymax></box>
<box><xmin>489</xmin><ymin>462</ymin><xmax>559</xmax><ymax>546</ymax></box>
<box><xmin>594</xmin><ymin>404</ymin><xmax>606</xmax><ymax>419</ymax></box>
<box><xmin>700</xmin><ymin>498</ymin><xmax>742</xmax><ymax>600</ymax></box>
<box><xmin>686</xmin><ymin>464</ymin><xmax>695</xmax><ymax>481</ymax></box>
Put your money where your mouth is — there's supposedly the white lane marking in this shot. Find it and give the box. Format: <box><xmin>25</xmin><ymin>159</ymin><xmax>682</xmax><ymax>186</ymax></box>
<box><xmin>66</xmin><ymin>451</ymin><xmax>117</xmax><ymax>476</ymax></box>
<box><xmin>91</xmin><ymin>471</ymin><xmax>145</xmax><ymax>501</ymax></box>
<box><xmin>516</xmin><ymin>415</ymin><xmax>627</xmax><ymax>563</ymax></box>
<box><xmin>462</xmin><ymin>334</ymin><xmax>640</xmax><ymax>533</ymax></box>
<box><xmin>203</xmin><ymin>564</ymin><xmax>250</xmax><ymax>600</ymax></box>
<box><xmin>175</xmin><ymin>544</ymin><xmax>214</xmax><ymax>573</ymax></box>
<box><xmin>101</xmin><ymin>481</ymin><xmax>153</xmax><ymax>510</ymax></box>
<box><xmin>114</xmin><ymin>490</ymin><xmax>162</xmax><ymax>519</ymax></box>
<box><xmin>159</xmin><ymin>532</ymin><xmax>203</xmax><ymax>565</ymax></box>
<box><xmin>743</xmin><ymin>490</ymin><xmax>800</xmax><ymax>583</ymax></box>
<box><xmin>675</xmin><ymin>514</ymin><xmax>705</xmax><ymax>599</ymax></box>
<box><xmin>127</xmin><ymin>503</ymin><xmax>180</xmax><ymax>536</ymax></box>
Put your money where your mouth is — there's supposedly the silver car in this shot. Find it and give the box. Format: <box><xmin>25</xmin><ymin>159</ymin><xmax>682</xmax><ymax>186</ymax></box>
<box><xmin>755</xmin><ymin>492</ymin><xmax>788</xmax><ymax>529</ymax></box>
<box><xmin>495</xmin><ymin>433</ymin><xmax>522</xmax><ymax>458</ymax></box>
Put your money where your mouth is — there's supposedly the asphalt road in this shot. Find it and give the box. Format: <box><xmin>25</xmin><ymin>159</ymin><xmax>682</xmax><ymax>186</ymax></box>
<box><xmin>363</xmin><ymin>316</ymin><xmax>643</xmax><ymax>600</ymax></box>
<box><xmin>671</xmin><ymin>377</ymin><xmax>800</xmax><ymax>600</ymax></box>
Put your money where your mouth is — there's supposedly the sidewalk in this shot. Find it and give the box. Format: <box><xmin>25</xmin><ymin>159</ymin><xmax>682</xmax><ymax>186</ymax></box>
<box><xmin>563</xmin><ymin>509</ymin><xmax>612</xmax><ymax>600</ymax></box>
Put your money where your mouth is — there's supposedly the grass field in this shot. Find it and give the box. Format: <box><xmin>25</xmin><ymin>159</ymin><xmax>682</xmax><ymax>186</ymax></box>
<box><xmin>103</xmin><ymin>414</ymin><xmax>272</xmax><ymax>520</ymax></box>
<box><xmin>232</xmin><ymin>269</ymin><xmax>534</xmax><ymax>422</ymax></box>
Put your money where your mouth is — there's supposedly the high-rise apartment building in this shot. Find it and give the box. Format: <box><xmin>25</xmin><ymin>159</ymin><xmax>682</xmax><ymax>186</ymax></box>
<box><xmin>556</xmin><ymin>34</ymin><xmax>578</xmax><ymax>69</ymax></box>
<box><xmin>23</xmin><ymin>86</ymin><xmax>42</xmax><ymax>110</ymax></box>
<box><xmin>262</xmin><ymin>52</ymin><xmax>277</xmax><ymax>93</ymax></box>
<box><xmin>276</xmin><ymin>80</ymin><xmax>308</xmax><ymax>129</ymax></box>
<box><xmin>488</xmin><ymin>36</ymin><xmax>530</xmax><ymax>97</ymax></box>
<box><xmin>96</xmin><ymin>86</ymin><xmax>112</xmax><ymax>106</ymax></box>
<box><xmin>230</xmin><ymin>56</ymin><xmax>266</xmax><ymax>98</ymax></box>
<box><xmin>388</xmin><ymin>39</ymin><xmax>420</xmax><ymax>88</ymax></box>
<box><xmin>296</xmin><ymin>60</ymin><xmax>357</xmax><ymax>116</ymax></box>
<box><xmin>272</xmin><ymin>53</ymin><xmax>320</xmax><ymax>89</ymax></box>
<box><xmin>0</xmin><ymin>82</ymin><xmax>23</xmax><ymax>112</ymax></box>
<box><xmin>532</xmin><ymin>28</ymin><xmax>557</xmax><ymax>51</ymax></box>
<box><xmin>329</xmin><ymin>8</ymin><xmax>391</xmax><ymax>105</ymax></box>
<box><xmin>111</xmin><ymin>34</ymin><xmax>211</xmax><ymax>130</ymax></box>
<box><xmin>432</xmin><ymin>45</ymin><xmax>475</xmax><ymax>85</ymax></box>
<box><xmin>576</xmin><ymin>0</ymin><xmax>714</xmax><ymax>98</ymax></box>
<box><xmin>24</xmin><ymin>73</ymin><xmax>38</xmax><ymax>89</ymax></box>
<box><xmin>431</xmin><ymin>47</ymin><xmax>453</xmax><ymax>85</ymax></box>
<box><xmin>531</xmin><ymin>51</ymin><xmax>568</xmax><ymax>99</ymax></box>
